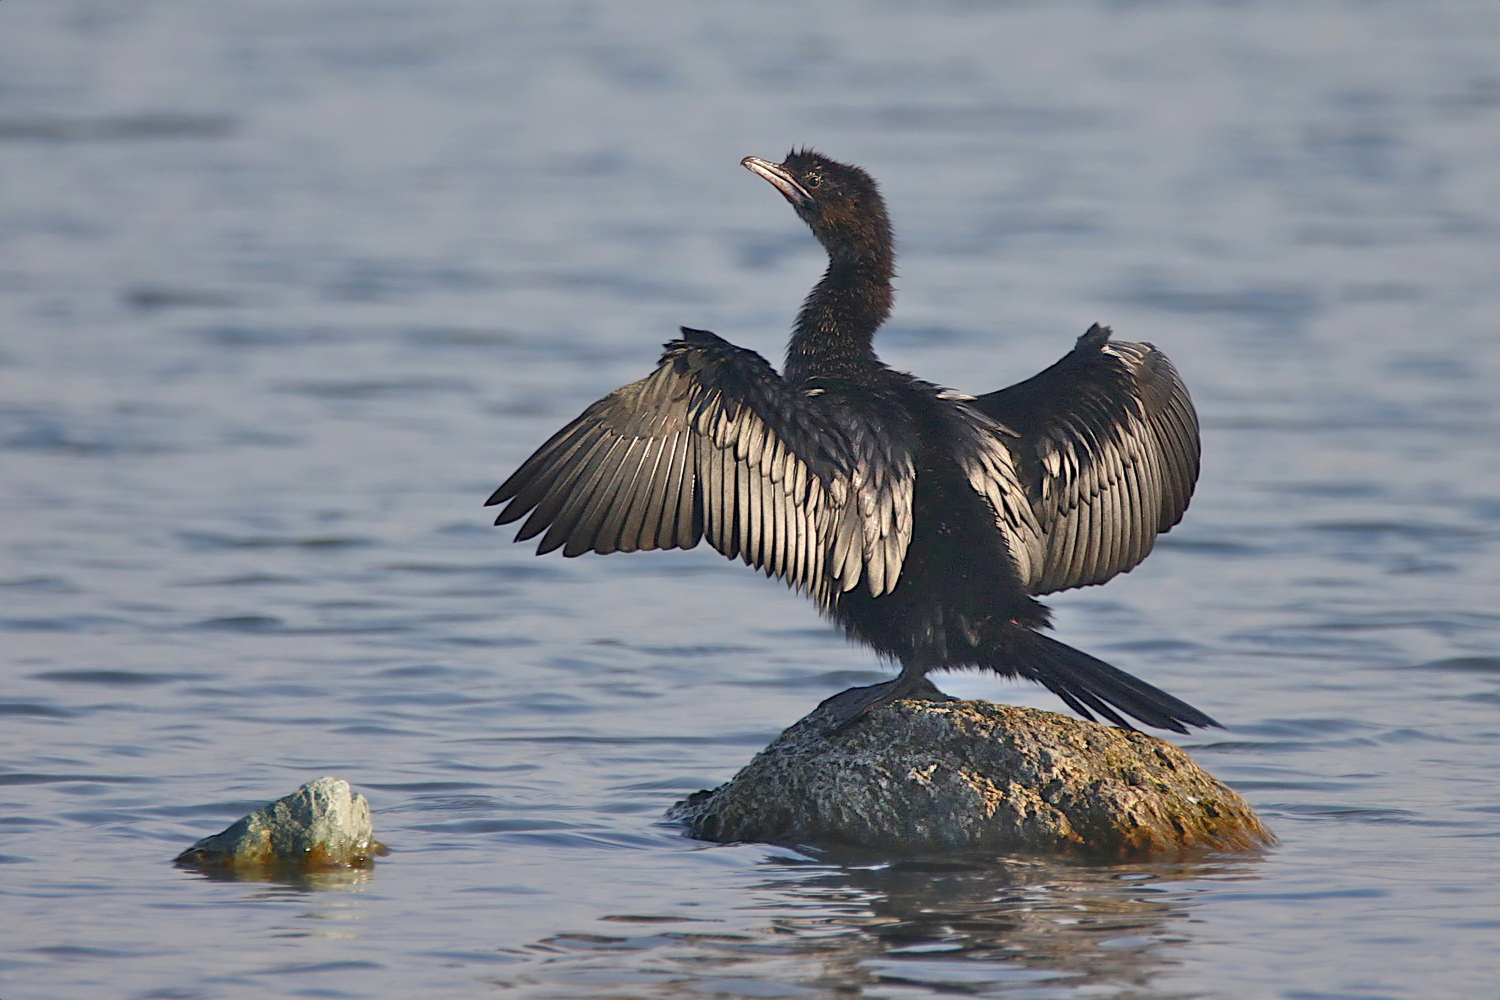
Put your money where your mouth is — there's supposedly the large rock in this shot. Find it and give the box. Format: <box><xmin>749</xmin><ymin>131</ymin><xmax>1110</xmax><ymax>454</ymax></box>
<box><xmin>175</xmin><ymin>776</ymin><xmax>385</xmax><ymax>871</ymax></box>
<box><xmin>668</xmin><ymin>695</ymin><xmax>1273</xmax><ymax>857</ymax></box>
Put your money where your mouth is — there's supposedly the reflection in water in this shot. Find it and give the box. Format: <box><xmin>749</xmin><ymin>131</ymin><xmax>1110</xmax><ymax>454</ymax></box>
<box><xmin>765</xmin><ymin>854</ymin><xmax>1259</xmax><ymax>996</ymax></box>
<box><xmin>178</xmin><ymin>867</ymin><xmax>379</xmax><ymax>946</ymax></box>
<box><xmin>521</xmin><ymin>852</ymin><xmax>1261</xmax><ymax>998</ymax></box>
<box><xmin>182</xmin><ymin>864</ymin><xmax>377</xmax><ymax>893</ymax></box>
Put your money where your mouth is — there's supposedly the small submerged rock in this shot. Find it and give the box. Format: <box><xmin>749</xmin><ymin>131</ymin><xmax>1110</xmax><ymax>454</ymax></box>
<box><xmin>668</xmin><ymin>695</ymin><xmax>1273</xmax><ymax>857</ymax></box>
<box><xmin>175</xmin><ymin>776</ymin><xmax>385</xmax><ymax>871</ymax></box>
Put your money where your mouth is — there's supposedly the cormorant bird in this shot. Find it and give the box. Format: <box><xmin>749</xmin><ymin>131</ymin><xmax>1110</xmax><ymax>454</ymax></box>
<box><xmin>487</xmin><ymin>150</ymin><xmax>1217</xmax><ymax>734</ymax></box>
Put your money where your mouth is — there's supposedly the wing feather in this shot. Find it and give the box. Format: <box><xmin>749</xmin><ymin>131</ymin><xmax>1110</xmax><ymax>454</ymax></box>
<box><xmin>968</xmin><ymin>324</ymin><xmax>1200</xmax><ymax>595</ymax></box>
<box><xmin>511</xmin><ymin>425</ymin><xmax>609</xmax><ymax>542</ymax></box>
<box><xmin>487</xmin><ymin>327</ymin><xmax>915</xmax><ymax>605</ymax></box>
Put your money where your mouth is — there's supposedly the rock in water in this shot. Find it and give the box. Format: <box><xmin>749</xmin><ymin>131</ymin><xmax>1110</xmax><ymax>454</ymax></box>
<box><xmin>175</xmin><ymin>776</ymin><xmax>385</xmax><ymax>871</ymax></box>
<box><xmin>667</xmin><ymin>697</ymin><xmax>1273</xmax><ymax>856</ymax></box>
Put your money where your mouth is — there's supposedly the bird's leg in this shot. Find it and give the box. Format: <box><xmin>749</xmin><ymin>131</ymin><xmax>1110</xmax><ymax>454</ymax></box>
<box><xmin>817</xmin><ymin>662</ymin><xmax>948</xmax><ymax>732</ymax></box>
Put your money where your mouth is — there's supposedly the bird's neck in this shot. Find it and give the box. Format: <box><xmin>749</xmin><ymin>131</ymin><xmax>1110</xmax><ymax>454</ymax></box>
<box><xmin>785</xmin><ymin>248</ymin><xmax>893</xmax><ymax>383</ymax></box>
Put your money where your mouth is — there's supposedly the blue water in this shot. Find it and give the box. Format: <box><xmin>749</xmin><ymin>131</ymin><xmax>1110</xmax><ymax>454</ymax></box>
<box><xmin>2</xmin><ymin>1</ymin><xmax>1499</xmax><ymax>997</ymax></box>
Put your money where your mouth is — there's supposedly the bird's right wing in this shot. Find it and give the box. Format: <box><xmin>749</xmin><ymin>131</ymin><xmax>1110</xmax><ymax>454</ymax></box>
<box><xmin>486</xmin><ymin>328</ymin><xmax>914</xmax><ymax>606</ymax></box>
<box><xmin>968</xmin><ymin>323</ymin><xmax>1200</xmax><ymax>595</ymax></box>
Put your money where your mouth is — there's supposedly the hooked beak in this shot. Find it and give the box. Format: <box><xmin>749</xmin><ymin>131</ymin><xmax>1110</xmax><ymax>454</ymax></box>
<box><xmin>742</xmin><ymin>156</ymin><xmax>813</xmax><ymax>208</ymax></box>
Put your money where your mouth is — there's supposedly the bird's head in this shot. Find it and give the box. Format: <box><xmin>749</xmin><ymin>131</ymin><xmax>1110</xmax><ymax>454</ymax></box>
<box><xmin>742</xmin><ymin>149</ymin><xmax>891</xmax><ymax>263</ymax></box>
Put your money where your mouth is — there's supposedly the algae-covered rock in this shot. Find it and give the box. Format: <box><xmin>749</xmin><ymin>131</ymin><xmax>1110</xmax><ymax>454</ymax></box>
<box><xmin>175</xmin><ymin>776</ymin><xmax>385</xmax><ymax>871</ymax></box>
<box><xmin>668</xmin><ymin>697</ymin><xmax>1272</xmax><ymax>857</ymax></box>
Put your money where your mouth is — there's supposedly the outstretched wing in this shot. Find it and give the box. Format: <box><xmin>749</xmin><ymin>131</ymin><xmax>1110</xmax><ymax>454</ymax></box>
<box><xmin>969</xmin><ymin>323</ymin><xmax>1200</xmax><ymax>595</ymax></box>
<box><xmin>486</xmin><ymin>328</ymin><xmax>914</xmax><ymax>605</ymax></box>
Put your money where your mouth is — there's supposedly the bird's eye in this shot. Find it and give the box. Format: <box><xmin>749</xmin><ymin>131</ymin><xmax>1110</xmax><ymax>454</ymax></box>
<box><xmin>805</xmin><ymin>174</ymin><xmax>821</xmax><ymax>189</ymax></box>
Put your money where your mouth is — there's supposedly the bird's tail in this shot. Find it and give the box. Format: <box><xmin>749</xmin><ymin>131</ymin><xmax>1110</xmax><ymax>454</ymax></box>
<box><xmin>997</xmin><ymin>630</ymin><xmax>1220</xmax><ymax>734</ymax></box>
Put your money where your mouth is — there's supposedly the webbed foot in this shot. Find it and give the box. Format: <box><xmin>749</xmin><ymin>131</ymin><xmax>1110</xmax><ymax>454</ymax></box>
<box><xmin>816</xmin><ymin>674</ymin><xmax>952</xmax><ymax>732</ymax></box>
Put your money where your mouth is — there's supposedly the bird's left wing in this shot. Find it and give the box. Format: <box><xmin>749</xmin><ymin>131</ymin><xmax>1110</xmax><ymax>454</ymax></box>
<box><xmin>486</xmin><ymin>328</ymin><xmax>913</xmax><ymax>605</ymax></box>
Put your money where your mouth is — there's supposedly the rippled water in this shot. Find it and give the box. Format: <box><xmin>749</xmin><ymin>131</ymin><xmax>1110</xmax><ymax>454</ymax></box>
<box><xmin>3</xmin><ymin>1</ymin><xmax>1499</xmax><ymax>997</ymax></box>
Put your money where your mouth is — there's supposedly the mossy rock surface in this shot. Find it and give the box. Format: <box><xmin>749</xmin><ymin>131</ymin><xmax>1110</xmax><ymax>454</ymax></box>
<box><xmin>175</xmin><ymin>776</ymin><xmax>385</xmax><ymax>871</ymax></box>
<box><xmin>668</xmin><ymin>698</ymin><xmax>1273</xmax><ymax>857</ymax></box>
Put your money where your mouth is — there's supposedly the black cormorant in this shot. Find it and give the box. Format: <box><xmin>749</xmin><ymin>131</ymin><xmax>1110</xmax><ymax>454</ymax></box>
<box><xmin>487</xmin><ymin>150</ymin><xmax>1217</xmax><ymax>733</ymax></box>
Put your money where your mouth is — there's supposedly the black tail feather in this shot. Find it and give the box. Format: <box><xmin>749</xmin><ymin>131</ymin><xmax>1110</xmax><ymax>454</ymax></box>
<box><xmin>999</xmin><ymin>630</ymin><xmax>1220</xmax><ymax>734</ymax></box>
